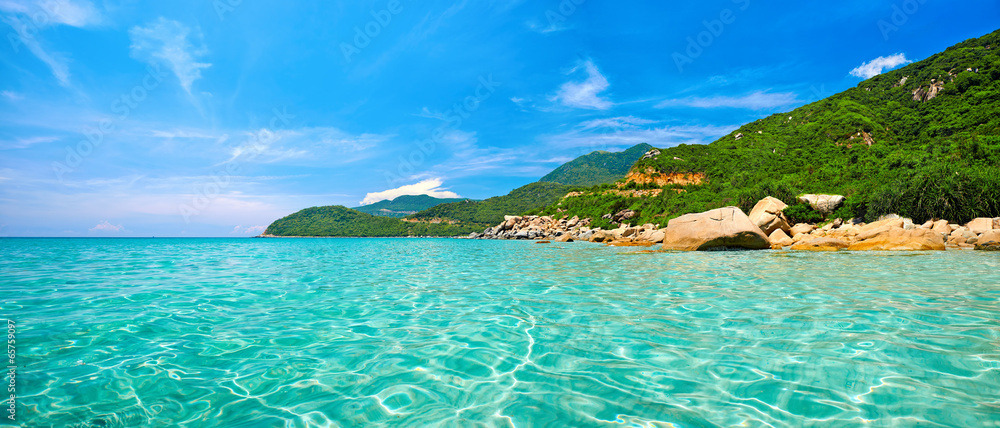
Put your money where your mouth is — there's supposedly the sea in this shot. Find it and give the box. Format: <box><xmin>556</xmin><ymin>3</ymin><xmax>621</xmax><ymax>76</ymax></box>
<box><xmin>2</xmin><ymin>237</ymin><xmax>999</xmax><ymax>427</ymax></box>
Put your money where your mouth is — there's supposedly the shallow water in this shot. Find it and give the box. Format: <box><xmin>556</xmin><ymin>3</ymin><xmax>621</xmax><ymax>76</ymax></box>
<box><xmin>2</xmin><ymin>238</ymin><xmax>999</xmax><ymax>427</ymax></box>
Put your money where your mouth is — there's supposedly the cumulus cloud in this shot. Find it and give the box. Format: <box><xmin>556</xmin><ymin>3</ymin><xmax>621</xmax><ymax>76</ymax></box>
<box><xmin>360</xmin><ymin>178</ymin><xmax>460</xmax><ymax>206</ymax></box>
<box><xmin>231</xmin><ymin>225</ymin><xmax>265</xmax><ymax>235</ymax></box>
<box><xmin>89</xmin><ymin>220</ymin><xmax>123</xmax><ymax>233</ymax></box>
<box><xmin>129</xmin><ymin>18</ymin><xmax>211</xmax><ymax>93</ymax></box>
<box><xmin>850</xmin><ymin>54</ymin><xmax>911</xmax><ymax>79</ymax></box>
<box><xmin>552</xmin><ymin>60</ymin><xmax>613</xmax><ymax>110</ymax></box>
<box><xmin>656</xmin><ymin>90</ymin><xmax>800</xmax><ymax>110</ymax></box>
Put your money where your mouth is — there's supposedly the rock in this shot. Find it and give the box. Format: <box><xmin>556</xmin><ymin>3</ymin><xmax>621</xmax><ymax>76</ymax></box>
<box><xmin>995</xmin><ymin>218</ymin><xmax>1000</xmax><ymax>230</ymax></box>
<box><xmin>797</xmin><ymin>194</ymin><xmax>846</xmax><ymax>215</ymax></box>
<box><xmin>612</xmin><ymin>209</ymin><xmax>638</xmax><ymax>223</ymax></box>
<box><xmin>590</xmin><ymin>231</ymin><xmax>611</xmax><ymax>243</ymax></box>
<box><xmin>768</xmin><ymin>229</ymin><xmax>794</xmax><ymax>248</ymax></box>
<box><xmin>578</xmin><ymin>230</ymin><xmax>594</xmax><ymax>241</ymax></box>
<box><xmin>975</xmin><ymin>230</ymin><xmax>1000</xmax><ymax>251</ymax></box>
<box><xmin>535</xmin><ymin>240</ymin><xmax>551</xmax><ymax>244</ymax></box>
<box><xmin>648</xmin><ymin>229</ymin><xmax>666</xmax><ymax>244</ymax></box>
<box><xmin>661</xmin><ymin>207</ymin><xmax>770</xmax><ymax>251</ymax></box>
<box><xmin>849</xmin><ymin>227</ymin><xmax>946</xmax><ymax>251</ymax></box>
<box><xmin>791</xmin><ymin>238</ymin><xmax>850</xmax><ymax>252</ymax></box>
<box><xmin>748</xmin><ymin>196</ymin><xmax>791</xmax><ymax>235</ymax></box>
<box><xmin>790</xmin><ymin>223</ymin><xmax>815</xmax><ymax>236</ymax></box>
<box><xmin>920</xmin><ymin>220</ymin><xmax>934</xmax><ymax>229</ymax></box>
<box><xmin>967</xmin><ymin>218</ymin><xmax>995</xmax><ymax>234</ymax></box>
<box><xmin>931</xmin><ymin>220</ymin><xmax>952</xmax><ymax>235</ymax></box>
<box><xmin>555</xmin><ymin>234</ymin><xmax>573</xmax><ymax>243</ymax></box>
<box><xmin>832</xmin><ymin>218</ymin><xmax>843</xmax><ymax>228</ymax></box>
<box><xmin>514</xmin><ymin>230</ymin><xmax>530</xmax><ymax>240</ymax></box>
<box><xmin>622</xmin><ymin>227</ymin><xmax>639</xmax><ymax>238</ymax></box>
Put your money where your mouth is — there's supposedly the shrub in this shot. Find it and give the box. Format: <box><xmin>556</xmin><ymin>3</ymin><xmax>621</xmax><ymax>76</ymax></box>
<box><xmin>783</xmin><ymin>203</ymin><xmax>824</xmax><ymax>225</ymax></box>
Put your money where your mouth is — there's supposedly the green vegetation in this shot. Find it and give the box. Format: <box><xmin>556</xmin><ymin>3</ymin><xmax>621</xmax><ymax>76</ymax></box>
<box><xmin>352</xmin><ymin>195</ymin><xmax>469</xmax><ymax>218</ymax></box>
<box><xmin>539</xmin><ymin>29</ymin><xmax>1000</xmax><ymax>226</ymax></box>
<box><xmin>263</xmin><ymin>206</ymin><xmax>480</xmax><ymax>237</ymax></box>
<box><xmin>539</xmin><ymin>143</ymin><xmax>654</xmax><ymax>186</ymax></box>
<box><xmin>407</xmin><ymin>182</ymin><xmax>576</xmax><ymax>229</ymax></box>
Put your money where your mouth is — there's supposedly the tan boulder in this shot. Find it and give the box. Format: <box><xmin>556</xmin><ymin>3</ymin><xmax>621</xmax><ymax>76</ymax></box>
<box><xmin>790</xmin><ymin>223</ymin><xmax>815</xmax><ymax>236</ymax></box>
<box><xmin>967</xmin><ymin>218</ymin><xmax>995</xmax><ymax>234</ymax></box>
<box><xmin>647</xmin><ymin>229</ymin><xmax>667</xmax><ymax>244</ymax></box>
<box><xmin>798</xmin><ymin>194</ymin><xmax>845</xmax><ymax>215</ymax></box>
<box><xmin>849</xmin><ymin>227</ymin><xmax>946</xmax><ymax>251</ymax></box>
<box><xmin>748</xmin><ymin>197</ymin><xmax>791</xmax><ymax>235</ymax></box>
<box><xmin>976</xmin><ymin>230</ymin><xmax>1000</xmax><ymax>251</ymax></box>
<box><xmin>791</xmin><ymin>238</ymin><xmax>850</xmax><ymax>251</ymax></box>
<box><xmin>661</xmin><ymin>207</ymin><xmax>770</xmax><ymax>251</ymax></box>
<box><xmin>590</xmin><ymin>230</ymin><xmax>611</xmax><ymax>243</ymax></box>
<box><xmin>555</xmin><ymin>234</ymin><xmax>574</xmax><ymax>243</ymax></box>
<box><xmin>931</xmin><ymin>220</ymin><xmax>952</xmax><ymax>235</ymax></box>
<box><xmin>769</xmin><ymin>229</ymin><xmax>794</xmax><ymax>248</ymax></box>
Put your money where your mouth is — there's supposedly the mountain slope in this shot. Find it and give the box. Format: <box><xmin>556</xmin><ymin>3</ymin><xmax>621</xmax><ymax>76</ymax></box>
<box><xmin>540</xmin><ymin>29</ymin><xmax>1000</xmax><ymax>228</ymax></box>
<box><xmin>406</xmin><ymin>182</ymin><xmax>575</xmax><ymax>228</ymax></box>
<box><xmin>539</xmin><ymin>143</ymin><xmax>654</xmax><ymax>186</ymax></box>
<box><xmin>353</xmin><ymin>195</ymin><xmax>469</xmax><ymax>218</ymax></box>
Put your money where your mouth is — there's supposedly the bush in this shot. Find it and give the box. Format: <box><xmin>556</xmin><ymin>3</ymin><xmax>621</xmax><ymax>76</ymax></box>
<box><xmin>783</xmin><ymin>203</ymin><xmax>824</xmax><ymax>225</ymax></box>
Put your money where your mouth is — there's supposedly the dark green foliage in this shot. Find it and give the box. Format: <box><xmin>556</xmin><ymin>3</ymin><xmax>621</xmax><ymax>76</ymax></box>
<box><xmin>352</xmin><ymin>195</ymin><xmax>469</xmax><ymax>218</ymax></box>
<box><xmin>539</xmin><ymin>143</ymin><xmax>654</xmax><ymax>186</ymax></box>
<box><xmin>783</xmin><ymin>204</ymin><xmax>824</xmax><ymax>225</ymax></box>
<box><xmin>407</xmin><ymin>182</ymin><xmax>576</xmax><ymax>228</ymax></box>
<box><xmin>537</xmin><ymin>29</ymin><xmax>1000</xmax><ymax>226</ymax></box>
<box><xmin>264</xmin><ymin>206</ymin><xmax>480</xmax><ymax>237</ymax></box>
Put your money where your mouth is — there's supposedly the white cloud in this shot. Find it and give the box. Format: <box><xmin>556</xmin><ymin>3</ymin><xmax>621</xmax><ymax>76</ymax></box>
<box><xmin>225</xmin><ymin>127</ymin><xmax>385</xmax><ymax>164</ymax></box>
<box><xmin>360</xmin><ymin>178</ymin><xmax>460</xmax><ymax>206</ymax></box>
<box><xmin>231</xmin><ymin>225</ymin><xmax>265</xmax><ymax>235</ymax></box>
<box><xmin>0</xmin><ymin>135</ymin><xmax>60</xmax><ymax>149</ymax></box>
<box><xmin>551</xmin><ymin>60</ymin><xmax>612</xmax><ymax>110</ymax></box>
<box><xmin>1</xmin><ymin>90</ymin><xmax>23</xmax><ymax>101</ymax></box>
<box><xmin>129</xmin><ymin>18</ymin><xmax>211</xmax><ymax>93</ymax></box>
<box><xmin>655</xmin><ymin>90</ymin><xmax>800</xmax><ymax>110</ymax></box>
<box><xmin>850</xmin><ymin>54</ymin><xmax>911</xmax><ymax>79</ymax></box>
<box><xmin>580</xmin><ymin>116</ymin><xmax>657</xmax><ymax>130</ymax></box>
<box><xmin>0</xmin><ymin>0</ymin><xmax>102</xmax><ymax>87</ymax></box>
<box><xmin>89</xmin><ymin>220</ymin><xmax>123</xmax><ymax>232</ymax></box>
<box><xmin>544</xmin><ymin>118</ymin><xmax>737</xmax><ymax>152</ymax></box>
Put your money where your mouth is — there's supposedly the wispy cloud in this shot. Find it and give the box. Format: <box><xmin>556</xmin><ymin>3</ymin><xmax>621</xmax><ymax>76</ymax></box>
<box><xmin>225</xmin><ymin>127</ymin><xmax>388</xmax><ymax>165</ymax></box>
<box><xmin>360</xmin><ymin>178</ymin><xmax>460</xmax><ymax>205</ymax></box>
<box><xmin>551</xmin><ymin>60</ymin><xmax>612</xmax><ymax>110</ymax></box>
<box><xmin>0</xmin><ymin>135</ymin><xmax>61</xmax><ymax>149</ymax></box>
<box><xmin>544</xmin><ymin>117</ymin><xmax>737</xmax><ymax>152</ymax></box>
<box><xmin>1</xmin><ymin>90</ymin><xmax>24</xmax><ymax>101</ymax></box>
<box><xmin>129</xmin><ymin>18</ymin><xmax>211</xmax><ymax>94</ymax></box>
<box><xmin>0</xmin><ymin>0</ymin><xmax>102</xmax><ymax>87</ymax></box>
<box><xmin>656</xmin><ymin>90</ymin><xmax>800</xmax><ymax>110</ymax></box>
<box><xmin>850</xmin><ymin>53</ymin><xmax>910</xmax><ymax>79</ymax></box>
<box><xmin>89</xmin><ymin>220</ymin><xmax>123</xmax><ymax>232</ymax></box>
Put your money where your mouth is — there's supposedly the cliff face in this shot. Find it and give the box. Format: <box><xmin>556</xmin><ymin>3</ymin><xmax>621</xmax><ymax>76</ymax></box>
<box><xmin>622</xmin><ymin>169</ymin><xmax>705</xmax><ymax>187</ymax></box>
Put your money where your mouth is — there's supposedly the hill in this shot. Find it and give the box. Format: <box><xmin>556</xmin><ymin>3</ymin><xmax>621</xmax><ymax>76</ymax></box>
<box><xmin>538</xmin><ymin>143</ymin><xmax>654</xmax><ymax>186</ymax></box>
<box><xmin>405</xmin><ymin>181</ymin><xmax>576</xmax><ymax>229</ymax></box>
<box><xmin>262</xmin><ymin>206</ymin><xmax>480</xmax><ymax>237</ymax></box>
<box><xmin>352</xmin><ymin>195</ymin><xmax>469</xmax><ymax>218</ymax></box>
<box><xmin>539</xmin><ymin>29</ymin><xmax>1000</xmax><ymax>228</ymax></box>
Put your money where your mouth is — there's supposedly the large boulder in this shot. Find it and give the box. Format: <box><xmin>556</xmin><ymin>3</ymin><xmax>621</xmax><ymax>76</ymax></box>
<box><xmin>768</xmin><ymin>229</ymin><xmax>794</xmax><ymax>248</ymax></box>
<box><xmin>647</xmin><ymin>229</ymin><xmax>667</xmax><ymax>244</ymax></box>
<box><xmin>748</xmin><ymin>197</ymin><xmax>791</xmax><ymax>235</ymax></box>
<box><xmin>661</xmin><ymin>207</ymin><xmax>770</xmax><ymax>251</ymax></box>
<box><xmin>791</xmin><ymin>238</ymin><xmax>850</xmax><ymax>252</ymax></box>
<box><xmin>590</xmin><ymin>230</ymin><xmax>611</xmax><ymax>243</ymax></box>
<box><xmin>790</xmin><ymin>223</ymin><xmax>815</xmax><ymax>236</ymax></box>
<box><xmin>967</xmin><ymin>218</ymin><xmax>995</xmax><ymax>234</ymax></box>
<box><xmin>976</xmin><ymin>230</ymin><xmax>1000</xmax><ymax>251</ymax></box>
<box><xmin>798</xmin><ymin>194</ymin><xmax>846</xmax><ymax>215</ymax></box>
<box><xmin>849</xmin><ymin>227</ymin><xmax>946</xmax><ymax>251</ymax></box>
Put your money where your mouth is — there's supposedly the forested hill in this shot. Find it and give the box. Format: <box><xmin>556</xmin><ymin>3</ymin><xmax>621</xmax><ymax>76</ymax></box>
<box><xmin>539</xmin><ymin>143</ymin><xmax>654</xmax><ymax>186</ymax></box>
<box><xmin>352</xmin><ymin>195</ymin><xmax>469</xmax><ymax>218</ymax></box>
<box><xmin>540</xmin><ymin>29</ymin><xmax>1000</xmax><ymax>228</ymax></box>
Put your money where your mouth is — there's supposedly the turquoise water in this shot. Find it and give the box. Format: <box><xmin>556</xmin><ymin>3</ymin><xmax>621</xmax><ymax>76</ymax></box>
<box><xmin>2</xmin><ymin>238</ymin><xmax>1000</xmax><ymax>427</ymax></box>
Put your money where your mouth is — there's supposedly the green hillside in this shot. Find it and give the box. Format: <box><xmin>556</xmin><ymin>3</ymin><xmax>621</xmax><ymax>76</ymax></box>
<box><xmin>353</xmin><ymin>195</ymin><xmax>469</xmax><ymax>218</ymax></box>
<box><xmin>406</xmin><ymin>181</ymin><xmax>575</xmax><ymax>228</ymax></box>
<box><xmin>263</xmin><ymin>206</ymin><xmax>480</xmax><ymax>237</ymax></box>
<box><xmin>539</xmin><ymin>143</ymin><xmax>654</xmax><ymax>186</ymax></box>
<box><xmin>540</xmin><ymin>29</ymin><xmax>1000</xmax><ymax>228</ymax></box>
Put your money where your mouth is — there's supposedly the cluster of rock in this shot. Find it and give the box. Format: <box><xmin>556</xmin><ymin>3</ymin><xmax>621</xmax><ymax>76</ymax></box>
<box><xmin>471</xmin><ymin>195</ymin><xmax>1000</xmax><ymax>252</ymax></box>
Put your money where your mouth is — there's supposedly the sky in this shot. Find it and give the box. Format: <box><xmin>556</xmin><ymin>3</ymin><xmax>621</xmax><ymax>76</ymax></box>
<box><xmin>1</xmin><ymin>0</ymin><xmax>998</xmax><ymax>237</ymax></box>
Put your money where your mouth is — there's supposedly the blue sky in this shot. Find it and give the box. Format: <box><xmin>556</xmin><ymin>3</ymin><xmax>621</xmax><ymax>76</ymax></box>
<box><xmin>1</xmin><ymin>0</ymin><xmax>998</xmax><ymax>237</ymax></box>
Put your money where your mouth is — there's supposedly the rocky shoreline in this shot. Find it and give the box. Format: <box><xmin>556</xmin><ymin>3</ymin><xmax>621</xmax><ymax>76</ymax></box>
<box><xmin>468</xmin><ymin>195</ymin><xmax>1000</xmax><ymax>252</ymax></box>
